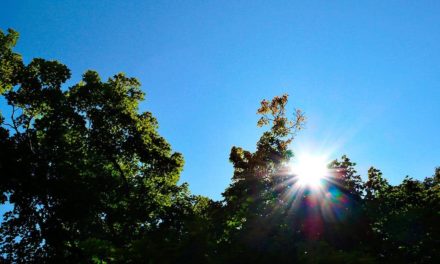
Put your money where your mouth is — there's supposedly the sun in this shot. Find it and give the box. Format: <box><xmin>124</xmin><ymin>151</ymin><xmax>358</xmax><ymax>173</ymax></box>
<box><xmin>289</xmin><ymin>154</ymin><xmax>329</xmax><ymax>188</ymax></box>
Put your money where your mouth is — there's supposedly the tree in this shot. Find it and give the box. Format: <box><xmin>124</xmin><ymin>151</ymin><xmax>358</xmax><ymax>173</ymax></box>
<box><xmin>2</xmin><ymin>28</ymin><xmax>439</xmax><ymax>264</ymax></box>
<box><xmin>221</xmin><ymin>96</ymin><xmax>376</xmax><ymax>263</ymax></box>
<box><xmin>0</xmin><ymin>29</ymin><xmax>23</xmax><ymax>95</ymax></box>
<box><xmin>0</xmin><ymin>28</ymin><xmax>187</xmax><ymax>263</ymax></box>
<box><xmin>364</xmin><ymin>169</ymin><xmax>440</xmax><ymax>263</ymax></box>
<box><xmin>221</xmin><ymin>94</ymin><xmax>306</xmax><ymax>262</ymax></box>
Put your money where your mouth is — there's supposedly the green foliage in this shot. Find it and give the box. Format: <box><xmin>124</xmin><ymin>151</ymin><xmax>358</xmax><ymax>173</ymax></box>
<box><xmin>328</xmin><ymin>155</ymin><xmax>364</xmax><ymax>197</ymax></box>
<box><xmin>221</xmin><ymin>95</ymin><xmax>305</xmax><ymax>262</ymax></box>
<box><xmin>1</xmin><ymin>29</ymin><xmax>439</xmax><ymax>263</ymax></box>
<box><xmin>0</xmin><ymin>28</ymin><xmax>190</xmax><ymax>263</ymax></box>
<box><xmin>364</xmin><ymin>172</ymin><xmax>440</xmax><ymax>263</ymax></box>
<box><xmin>0</xmin><ymin>29</ymin><xmax>23</xmax><ymax>96</ymax></box>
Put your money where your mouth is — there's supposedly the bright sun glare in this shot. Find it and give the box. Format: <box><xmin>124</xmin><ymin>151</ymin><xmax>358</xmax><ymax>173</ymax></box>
<box><xmin>290</xmin><ymin>154</ymin><xmax>329</xmax><ymax>188</ymax></box>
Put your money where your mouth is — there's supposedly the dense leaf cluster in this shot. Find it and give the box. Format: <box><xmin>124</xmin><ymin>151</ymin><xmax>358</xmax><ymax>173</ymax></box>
<box><xmin>1</xmin><ymin>29</ymin><xmax>439</xmax><ymax>263</ymax></box>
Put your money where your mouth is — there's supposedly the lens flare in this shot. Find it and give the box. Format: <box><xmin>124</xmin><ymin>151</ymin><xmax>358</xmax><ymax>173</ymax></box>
<box><xmin>289</xmin><ymin>154</ymin><xmax>328</xmax><ymax>188</ymax></box>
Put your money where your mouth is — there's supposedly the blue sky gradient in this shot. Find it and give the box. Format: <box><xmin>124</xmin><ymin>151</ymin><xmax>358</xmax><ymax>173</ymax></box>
<box><xmin>1</xmin><ymin>0</ymin><xmax>439</xmax><ymax>200</ymax></box>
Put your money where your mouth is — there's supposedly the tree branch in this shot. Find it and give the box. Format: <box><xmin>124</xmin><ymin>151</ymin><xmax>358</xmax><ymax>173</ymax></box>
<box><xmin>112</xmin><ymin>158</ymin><xmax>130</xmax><ymax>194</ymax></box>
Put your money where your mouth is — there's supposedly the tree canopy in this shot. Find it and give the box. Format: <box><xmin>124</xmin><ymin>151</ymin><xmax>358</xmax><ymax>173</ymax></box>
<box><xmin>1</xmin><ymin>29</ymin><xmax>439</xmax><ymax>264</ymax></box>
<box><xmin>0</xmin><ymin>28</ymin><xmax>187</xmax><ymax>263</ymax></box>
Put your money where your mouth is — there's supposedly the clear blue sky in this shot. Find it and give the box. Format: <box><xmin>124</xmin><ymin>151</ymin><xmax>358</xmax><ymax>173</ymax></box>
<box><xmin>1</xmin><ymin>0</ymin><xmax>439</xmax><ymax>200</ymax></box>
